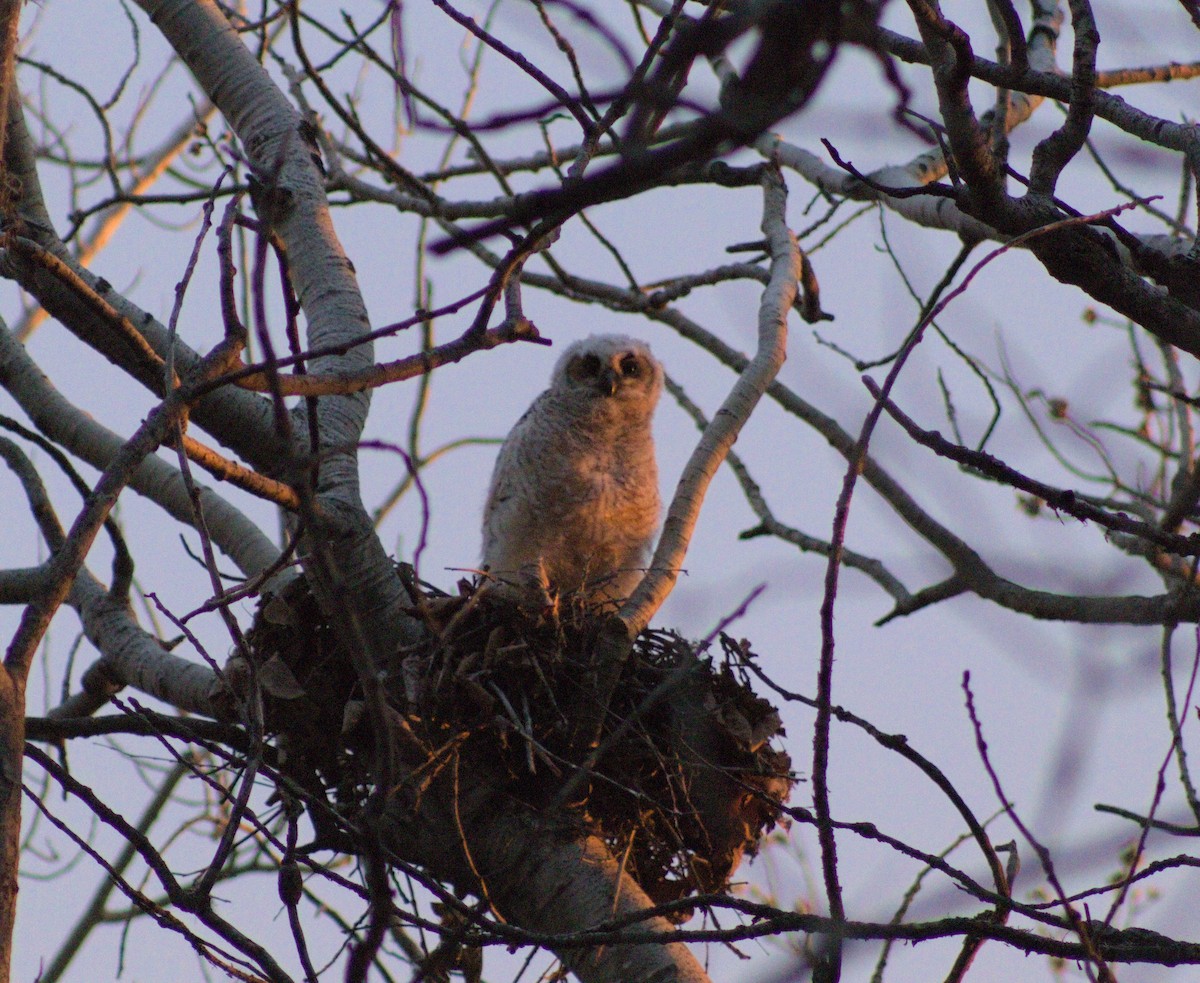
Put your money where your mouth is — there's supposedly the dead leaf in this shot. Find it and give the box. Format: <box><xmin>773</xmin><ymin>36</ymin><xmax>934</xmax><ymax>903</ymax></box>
<box><xmin>259</xmin><ymin>654</ymin><xmax>306</xmax><ymax>699</ymax></box>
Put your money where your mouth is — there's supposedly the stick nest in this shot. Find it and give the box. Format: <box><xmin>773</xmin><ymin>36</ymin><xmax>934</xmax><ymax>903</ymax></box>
<box><xmin>241</xmin><ymin>565</ymin><xmax>794</xmax><ymax>914</ymax></box>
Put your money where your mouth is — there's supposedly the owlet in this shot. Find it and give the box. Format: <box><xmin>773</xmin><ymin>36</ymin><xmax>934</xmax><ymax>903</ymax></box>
<box><xmin>481</xmin><ymin>334</ymin><xmax>662</xmax><ymax>606</ymax></box>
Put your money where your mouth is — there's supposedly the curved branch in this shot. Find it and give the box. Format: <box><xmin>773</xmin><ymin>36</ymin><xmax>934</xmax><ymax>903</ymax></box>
<box><xmin>67</xmin><ymin>572</ymin><xmax>221</xmax><ymax>718</ymax></box>
<box><xmin>1027</xmin><ymin>0</ymin><xmax>1098</xmax><ymax>195</ymax></box>
<box><xmin>664</xmin><ymin>372</ymin><xmax>914</xmax><ymax>605</ymax></box>
<box><xmin>6</xmin><ymin>316</ymin><xmax>244</xmax><ymax>691</ymax></box>
<box><xmin>0</xmin><ymin>422</ymin><xmax>220</xmax><ymax>716</ymax></box>
<box><xmin>0</xmin><ymin>322</ymin><xmax>280</xmax><ymax>579</ymax></box>
<box><xmin>210</xmin><ymin>314</ymin><xmax>543</xmax><ymax>397</ymax></box>
<box><xmin>620</xmin><ymin>165</ymin><xmax>796</xmax><ymax>636</ymax></box>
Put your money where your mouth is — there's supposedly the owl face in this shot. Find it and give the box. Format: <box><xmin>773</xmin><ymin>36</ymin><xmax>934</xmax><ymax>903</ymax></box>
<box><xmin>552</xmin><ymin>335</ymin><xmax>662</xmax><ymax>405</ymax></box>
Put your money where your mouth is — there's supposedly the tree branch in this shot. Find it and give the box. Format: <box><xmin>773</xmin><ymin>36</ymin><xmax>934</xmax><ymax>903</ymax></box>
<box><xmin>621</xmin><ymin>165</ymin><xmax>795</xmax><ymax>635</ymax></box>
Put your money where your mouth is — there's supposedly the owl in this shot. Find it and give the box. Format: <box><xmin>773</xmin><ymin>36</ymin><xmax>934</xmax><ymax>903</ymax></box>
<box><xmin>481</xmin><ymin>334</ymin><xmax>662</xmax><ymax>607</ymax></box>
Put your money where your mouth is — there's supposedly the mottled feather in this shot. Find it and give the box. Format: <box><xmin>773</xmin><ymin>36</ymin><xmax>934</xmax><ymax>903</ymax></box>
<box><xmin>482</xmin><ymin>334</ymin><xmax>662</xmax><ymax>605</ymax></box>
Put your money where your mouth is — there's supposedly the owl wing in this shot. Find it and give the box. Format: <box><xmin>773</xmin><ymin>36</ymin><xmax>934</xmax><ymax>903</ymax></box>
<box><xmin>481</xmin><ymin>394</ymin><xmax>554</xmax><ymax>572</ymax></box>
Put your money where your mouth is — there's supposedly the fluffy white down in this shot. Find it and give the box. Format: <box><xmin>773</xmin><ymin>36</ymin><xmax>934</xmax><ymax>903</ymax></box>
<box><xmin>481</xmin><ymin>334</ymin><xmax>662</xmax><ymax>605</ymax></box>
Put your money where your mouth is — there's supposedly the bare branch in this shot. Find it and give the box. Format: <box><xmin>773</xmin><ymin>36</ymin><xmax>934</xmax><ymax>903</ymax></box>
<box><xmin>0</xmin><ymin>322</ymin><xmax>280</xmax><ymax>578</ymax></box>
<box><xmin>621</xmin><ymin>166</ymin><xmax>795</xmax><ymax>635</ymax></box>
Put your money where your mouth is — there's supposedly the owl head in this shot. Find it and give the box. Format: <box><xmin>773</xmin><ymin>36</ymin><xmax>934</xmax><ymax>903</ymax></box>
<box><xmin>551</xmin><ymin>334</ymin><xmax>663</xmax><ymax>407</ymax></box>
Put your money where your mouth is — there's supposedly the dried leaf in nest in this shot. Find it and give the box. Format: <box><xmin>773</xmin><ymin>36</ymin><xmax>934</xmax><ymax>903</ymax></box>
<box><xmin>260</xmin><ymin>655</ymin><xmax>306</xmax><ymax>699</ymax></box>
<box><xmin>261</xmin><ymin>592</ymin><xmax>299</xmax><ymax>626</ymax></box>
<box><xmin>704</xmin><ymin>670</ymin><xmax>785</xmax><ymax>752</ymax></box>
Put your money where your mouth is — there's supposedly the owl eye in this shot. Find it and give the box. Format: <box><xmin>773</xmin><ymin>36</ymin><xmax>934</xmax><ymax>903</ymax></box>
<box><xmin>619</xmin><ymin>354</ymin><xmax>641</xmax><ymax>378</ymax></box>
<box><xmin>579</xmin><ymin>354</ymin><xmax>602</xmax><ymax>376</ymax></box>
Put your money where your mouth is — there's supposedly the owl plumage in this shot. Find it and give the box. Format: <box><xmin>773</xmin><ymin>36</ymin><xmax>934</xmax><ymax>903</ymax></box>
<box><xmin>481</xmin><ymin>334</ymin><xmax>662</xmax><ymax>606</ymax></box>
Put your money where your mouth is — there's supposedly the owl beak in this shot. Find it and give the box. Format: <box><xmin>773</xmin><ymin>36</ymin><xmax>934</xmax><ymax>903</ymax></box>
<box><xmin>597</xmin><ymin>367</ymin><xmax>619</xmax><ymax>396</ymax></box>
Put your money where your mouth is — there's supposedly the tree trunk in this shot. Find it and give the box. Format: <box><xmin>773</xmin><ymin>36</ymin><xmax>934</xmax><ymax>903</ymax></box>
<box><xmin>384</xmin><ymin>775</ymin><xmax>711</xmax><ymax>983</ymax></box>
